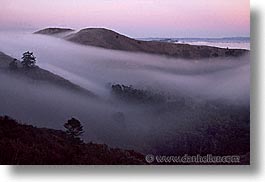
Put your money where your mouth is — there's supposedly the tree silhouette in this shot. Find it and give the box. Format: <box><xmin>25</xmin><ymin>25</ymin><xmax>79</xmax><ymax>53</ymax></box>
<box><xmin>21</xmin><ymin>51</ymin><xmax>36</xmax><ymax>68</ymax></box>
<box><xmin>64</xmin><ymin>118</ymin><xmax>84</xmax><ymax>139</ymax></box>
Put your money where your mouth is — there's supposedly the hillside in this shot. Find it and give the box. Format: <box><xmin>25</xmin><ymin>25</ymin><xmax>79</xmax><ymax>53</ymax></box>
<box><xmin>0</xmin><ymin>52</ymin><xmax>13</xmax><ymax>68</ymax></box>
<box><xmin>35</xmin><ymin>27</ymin><xmax>248</xmax><ymax>59</ymax></box>
<box><xmin>0</xmin><ymin>52</ymin><xmax>95</xmax><ymax>97</ymax></box>
<box><xmin>0</xmin><ymin>116</ymin><xmax>146</xmax><ymax>165</ymax></box>
<box><xmin>34</xmin><ymin>28</ymin><xmax>74</xmax><ymax>35</ymax></box>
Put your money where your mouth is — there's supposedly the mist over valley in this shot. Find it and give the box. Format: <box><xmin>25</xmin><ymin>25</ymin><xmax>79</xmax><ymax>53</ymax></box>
<box><xmin>0</xmin><ymin>30</ymin><xmax>249</xmax><ymax>158</ymax></box>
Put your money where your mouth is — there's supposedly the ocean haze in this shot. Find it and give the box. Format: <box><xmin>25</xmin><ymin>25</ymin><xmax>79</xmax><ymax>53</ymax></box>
<box><xmin>139</xmin><ymin>37</ymin><xmax>250</xmax><ymax>50</ymax></box>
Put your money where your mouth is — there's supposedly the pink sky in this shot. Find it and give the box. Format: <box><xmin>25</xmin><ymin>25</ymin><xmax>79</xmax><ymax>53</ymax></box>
<box><xmin>0</xmin><ymin>0</ymin><xmax>250</xmax><ymax>38</ymax></box>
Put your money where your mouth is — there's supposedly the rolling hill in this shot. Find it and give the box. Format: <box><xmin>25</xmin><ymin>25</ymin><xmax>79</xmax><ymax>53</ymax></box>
<box><xmin>34</xmin><ymin>28</ymin><xmax>74</xmax><ymax>35</ymax></box>
<box><xmin>0</xmin><ymin>51</ymin><xmax>95</xmax><ymax>97</ymax></box>
<box><xmin>35</xmin><ymin>27</ymin><xmax>248</xmax><ymax>59</ymax></box>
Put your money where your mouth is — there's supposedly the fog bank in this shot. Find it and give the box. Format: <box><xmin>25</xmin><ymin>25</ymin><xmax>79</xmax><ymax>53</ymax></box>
<box><xmin>0</xmin><ymin>31</ymin><xmax>250</xmax><ymax>154</ymax></box>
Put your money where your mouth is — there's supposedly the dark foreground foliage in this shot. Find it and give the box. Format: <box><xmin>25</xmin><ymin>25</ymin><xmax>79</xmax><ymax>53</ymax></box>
<box><xmin>0</xmin><ymin>116</ymin><xmax>145</xmax><ymax>165</ymax></box>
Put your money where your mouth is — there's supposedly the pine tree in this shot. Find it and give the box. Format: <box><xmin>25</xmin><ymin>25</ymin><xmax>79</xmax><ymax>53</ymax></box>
<box><xmin>21</xmin><ymin>51</ymin><xmax>36</xmax><ymax>68</ymax></box>
<box><xmin>64</xmin><ymin>118</ymin><xmax>84</xmax><ymax>139</ymax></box>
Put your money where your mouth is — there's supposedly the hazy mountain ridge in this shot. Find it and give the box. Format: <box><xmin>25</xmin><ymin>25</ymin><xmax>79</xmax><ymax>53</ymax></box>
<box><xmin>0</xmin><ymin>51</ymin><xmax>95</xmax><ymax>97</ymax></box>
<box><xmin>0</xmin><ymin>116</ymin><xmax>145</xmax><ymax>165</ymax></box>
<box><xmin>34</xmin><ymin>28</ymin><xmax>248</xmax><ymax>59</ymax></box>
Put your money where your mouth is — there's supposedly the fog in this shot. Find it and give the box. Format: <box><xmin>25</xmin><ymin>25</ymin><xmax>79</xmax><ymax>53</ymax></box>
<box><xmin>0</xmin><ymin>31</ymin><xmax>250</xmax><ymax>154</ymax></box>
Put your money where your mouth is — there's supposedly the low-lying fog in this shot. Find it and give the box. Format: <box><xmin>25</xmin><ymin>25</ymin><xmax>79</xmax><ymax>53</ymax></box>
<box><xmin>0</xmin><ymin>31</ymin><xmax>250</xmax><ymax>154</ymax></box>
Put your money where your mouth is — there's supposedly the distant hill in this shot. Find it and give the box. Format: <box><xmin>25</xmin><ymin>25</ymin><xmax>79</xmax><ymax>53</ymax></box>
<box><xmin>34</xmin><ymin>28</ymin><xmax>74</xmax><ymax>35</ymax></box>
<box><xmin>35</xmin><ymin>27</ymin><xmax>248</xmax><ymax>59</ymax></box>
<box><xmin>0</xmin><ymin>52</ymin><xmax>95</xmax><ymax>97</ymax></box>
<box><xmin>0</xmin><ymin>116</ymin><xmax>145</xmax><ymax>164</ymax></box>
